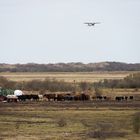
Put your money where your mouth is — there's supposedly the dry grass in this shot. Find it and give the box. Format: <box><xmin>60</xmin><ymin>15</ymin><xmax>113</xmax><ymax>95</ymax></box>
<box><xmin>0</xmin><ymin>102</ymin><xmax>140</xmax><ymax>140</ymax></box>
<box><xmin>96</xmin><ymin>88</ymin><xmax>140</xmax><ymax>99</ymax></box>
<box><xmin>0</xmin><ymin>71</ymin><xmax>135</xmax><ymax>82</ymax></box>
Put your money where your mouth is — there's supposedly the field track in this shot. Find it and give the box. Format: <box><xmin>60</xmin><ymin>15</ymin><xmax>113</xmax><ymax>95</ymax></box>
<box><xmin>1</xmin><ymin>100</ymin><xmax>140</xmax><ymax>109</ymax></box>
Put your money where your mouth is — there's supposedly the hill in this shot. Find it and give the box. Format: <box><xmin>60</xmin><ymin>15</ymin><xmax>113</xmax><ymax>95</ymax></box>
<box><xmin>0</xmin><ymin>62</ymin><xmax>140</xmax><ymax>72</ymax></box>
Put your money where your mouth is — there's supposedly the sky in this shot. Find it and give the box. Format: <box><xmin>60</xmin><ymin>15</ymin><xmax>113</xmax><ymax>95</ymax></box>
<box><xmin>0</xmin><ymin>0</ymin><xmax>140</xmax><ymax>64</ymax></box>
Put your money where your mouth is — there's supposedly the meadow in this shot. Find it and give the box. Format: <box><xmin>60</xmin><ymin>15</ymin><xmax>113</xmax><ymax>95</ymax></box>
<box><xmin>0</xmin><ymin>71</ymin><xmax>140</xmax><ymax>140</ymax></box>
<box><xmin>0</xmin><ymin>101</ymin><xmax>140</xmax><ymax>140</ymax></box>
<box><xmin>0</xmin><ymin>71</ymin><xmax>135</xmax><ymax>82</ymax></box>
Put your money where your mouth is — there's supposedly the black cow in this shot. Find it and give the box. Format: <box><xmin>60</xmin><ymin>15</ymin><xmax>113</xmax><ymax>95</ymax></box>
<box><xmin>129</xmin><ymin>96</ymin><xmax>133</xmax><ymax>100</ymax></box>
<box><xmin>18</xmin><ymin>94</ymin><xmax>39</xmax><ymax>101</ymax></box>
<box><xmin>18</xmin><ymin>95</ymin><xmax>27</xmax><ymax>101</ymax></box>
<box><xmin>115</xmin><ymin>96</ymin><xmax>124</xmax><ymax>101</ymax></box>
<box><xmin>64</xmin><ymin>94</ymin><xmax>74</xmax><ymax>101</ymax></box>
<box><xmin>93</xmin><ymin>96</ymin><xmax>108</xmax><ymax>101</ymax></box>
<box><xmin>30</xmin><ymin>94</ymin><xmax>39</xmax><ymax>101</ymax></box>
<box><xmin>96</xmin><ymin>96</ymin><xmax>103</xmax><ymax>100</ymax></box>
<box><xmin>124</xmin><ymin>96</ymin><xmax>128</xmax><ymax>100</ymax></box>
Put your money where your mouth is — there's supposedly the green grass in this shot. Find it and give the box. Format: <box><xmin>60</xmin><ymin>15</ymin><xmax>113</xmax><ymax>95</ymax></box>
<box><xmin>0</xmin><ymin>102</ymin><xmax>140</xmax><ymax>140</ymax></box>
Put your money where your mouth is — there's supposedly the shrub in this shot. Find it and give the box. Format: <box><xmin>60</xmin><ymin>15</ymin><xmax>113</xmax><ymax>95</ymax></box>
<box><xmin>132</xmin><ymin>112</ymin><xmax>140</xmax><ymax>134</ymax></box>
<box><xmin>57</xmin><ymin>118</ymin><xmax>67</xmax><ymax>127</ymax></box>
<box><xmin>87</xmin><ymin>131</ymin><xmax>126</xmax><ymax>140</ymax></box>
<box><xmin>87</xmin><ymin>122</ymin><xmax>126</xmax><ymax>140</ymax></box>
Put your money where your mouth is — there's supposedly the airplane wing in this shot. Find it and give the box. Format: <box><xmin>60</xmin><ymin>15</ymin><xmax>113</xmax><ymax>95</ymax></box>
<box><xmin>94</xmin><ymin>22</ymin><xmax>100</xmax><ymax>24</ymax></box>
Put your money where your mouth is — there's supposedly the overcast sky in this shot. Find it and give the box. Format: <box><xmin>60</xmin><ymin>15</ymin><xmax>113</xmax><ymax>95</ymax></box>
<box><xmin>0</xmin><ymin>0</ymin><xmax>140</xmax><ymax>64</ymax></box>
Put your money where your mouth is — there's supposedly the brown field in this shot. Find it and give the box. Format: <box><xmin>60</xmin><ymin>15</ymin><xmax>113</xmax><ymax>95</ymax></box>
<box><xmin>0</xmin><ymin>71</ymin><xmax>140</xmax><ymax>140</ymax></box>
<box><xmin>0</xmin><ymin>71</ymin><xmax>137</xmax><ymax>82</ymax></box>
<box><xmin>0</xmin><ymin>101</ymin><xmax>140</xmax><ymax>140</ymax></box>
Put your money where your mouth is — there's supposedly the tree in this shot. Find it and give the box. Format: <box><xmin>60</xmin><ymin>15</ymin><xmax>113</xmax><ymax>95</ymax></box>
<box><xmin>79</xmin><ymin>82</ymin><xmax>88</xmax><ymax>91</ymax></box>
<box><xmin>94</xmin><ymin>87</ymin><xmax>102</xmax><ymax>97</ymax></box>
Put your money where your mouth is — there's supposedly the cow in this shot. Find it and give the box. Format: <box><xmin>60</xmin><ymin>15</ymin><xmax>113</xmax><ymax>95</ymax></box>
<box><xmin>115</xmin><ymin>96</ymin><xmax>133</xmax><ymax>101</ymax></box>
<box><xmin>30</xmin><ymin>94</ymin><xmax>39</xmax><ymax>101</ymax></box>
<box><xmin>96</xmin><ymin>96</ymin><xmax>103</xmax><ymax>100</ymax></box>
<box><xmin>103</xmin><ymin>96</ymin><xmax>106</xmax><ymax>100</ymax></box>
<box><xmin>74</xmin><ymin>93</ymin><xmax>90</xmax><ymax>101</ymax></box>
<box><xmin>57</xmin><ymin>94</ymin><xmax>65</xmax><ymax>101</ymax></box>
<box><xmin>38</xmin><ymin>94</ymin><xmax>43</xmax><ymax>101</ymax></box>
<box><xmin>17</xmin><ymin>94</ymin><xmax>39</xmax><ymax>101</ymax></box>
<box><xmin>64</xmin><ymin>94</ymin><xmax>74</xmax><ymax>101</ymax></box>
<box><xmin>0</xmin><ymin>95</ymin><xmax>7</xmax><ymax>102</ymax></box>
<box><xmin>115</xmin><ymin>96</ymin><xmax>124</xmax><ymax>101</ymax></box>
<box><xmin>129</xmin><ymin>96</ymin><xmax>133</xmax><ymax>100</ymax></box>
<box><xmin>92</xmin><ymin>96</ymin><xmax>108</xmax><ymax>101</ymax></box>
<box><xmin>43</xmin><ymin>93</ymin><xmax>56</xmax><ymax>101</ymax></box>
<box><xmin>7</xmin><ymin>95</ymin><xmax>18</xmax><ymax>102</ymax></box>
<box><xmin>81</xmin><ymin>93</ymin><xmax>90</xmax><ymax>101</ymax></box>
<box><xmin>124</xmin><ymin>96</ymin><xmax>128</xmax><ymax>100</ymax></box>
<box><xmin>17</xmin><ymin>95</ymin><xmax>27</xmax><ymax>101</ymax></box>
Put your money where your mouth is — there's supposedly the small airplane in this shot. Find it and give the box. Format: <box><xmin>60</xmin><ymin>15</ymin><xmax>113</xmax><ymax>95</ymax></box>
<box><xmin>84</xmin><ymin>22</ymin><xmax>100</xmax><ymax>26</ymax></box>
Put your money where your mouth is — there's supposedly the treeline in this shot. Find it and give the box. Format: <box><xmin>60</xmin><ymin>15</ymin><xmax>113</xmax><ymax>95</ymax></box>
<box><xmin>94</xmin><ymin>73</ymin><xmax>140</xmax><ymax>89</ymax></box>
<box><xmin>0</xmin><ymin>73</ymin><xmax>140</xmax><ymax>92</ymax></box>
<box><xmin>0</xmin><ymin>62</ymin><xmax>140</xmax><ymax>72</ymax></box>
<box><xmin>0</xmin><ymin>77</ymin><xmax>76</xmax><ymax>92</ymax></box>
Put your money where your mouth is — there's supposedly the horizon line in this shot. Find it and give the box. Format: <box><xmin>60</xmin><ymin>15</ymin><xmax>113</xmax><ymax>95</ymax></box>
<box><xmin>0</xmin><ymin>61</ymin><xmax>140</xmax><ymax>65</ymax></box>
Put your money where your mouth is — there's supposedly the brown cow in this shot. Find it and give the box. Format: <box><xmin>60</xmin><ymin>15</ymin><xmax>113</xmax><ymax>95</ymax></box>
<box><xmin>7</xmin><ymin>95</ymin><xmax>18</xmax><ymax>102</ymax></box>
<box><xmin>57</xmin><ymin>93</ymin><xmax>65</xmax><ymax>101</ymax></box>
<box><xmin>0</xmin><ymin>95</ymin><xmax>7</xmax><ymax>102</ymax></box>
<box><xmin>43</xmin><ymin>93</ymin><xmax>56</xmax><ymax>101</ymax></box>
<box><xmin>74</xmin><ymin>93</ymin><xmax>90</xmax><ymax>101</ymax></box>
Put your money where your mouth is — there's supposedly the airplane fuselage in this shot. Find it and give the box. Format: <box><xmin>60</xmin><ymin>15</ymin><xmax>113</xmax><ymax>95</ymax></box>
<box><xmin>84</xmin><ymin>22</ymin><xmax>100</xmax><ymax>26</ymax></box>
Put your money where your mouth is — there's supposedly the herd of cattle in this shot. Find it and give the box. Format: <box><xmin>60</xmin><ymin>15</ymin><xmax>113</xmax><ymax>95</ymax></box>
<box><xmin>0</xmin><ymin>92</ymin><xmax>135</xmax><ymax>103</ymax></box>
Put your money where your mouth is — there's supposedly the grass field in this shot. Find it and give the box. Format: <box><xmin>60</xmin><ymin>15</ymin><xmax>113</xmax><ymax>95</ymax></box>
<box><xmin>0</xmin><ymin>71</ymin><xmax>140</xmax><ymax>140</ymax></box>
<box><xmin>0</xmin><ymin>101</ymin><xmax>140</xmax><ymax>140</ymax></box>
<box><xmin>0</xmin><ymin>71</ymin><xmax>136</xmax><ymax>82</ymax></box>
